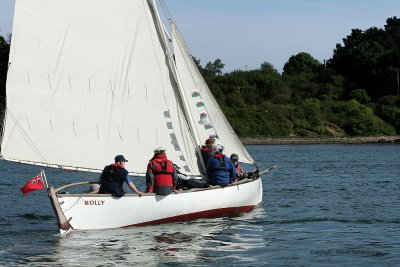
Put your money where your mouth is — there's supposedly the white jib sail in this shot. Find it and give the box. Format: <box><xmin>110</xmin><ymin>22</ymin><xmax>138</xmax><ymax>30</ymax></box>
<box><xmin>1</xmin><ymin>0</ymin><xmax>202</xmax><ymax>175</ymax></box>
<box><xmin>171</xmin><ymin>24</ymin><xmax>254</xmax><ymax>164</ymax></box>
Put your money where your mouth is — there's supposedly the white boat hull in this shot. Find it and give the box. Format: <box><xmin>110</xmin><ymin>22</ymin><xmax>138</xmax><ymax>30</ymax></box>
<box><xmin>49</xmin><ymin>178</ymin><xmax>263</xmax><ymax>231</ymax></box>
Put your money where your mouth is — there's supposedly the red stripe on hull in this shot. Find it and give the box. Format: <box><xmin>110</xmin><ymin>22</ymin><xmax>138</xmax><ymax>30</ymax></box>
<box><xmin>128</xmin><ymin>205</ymin><xmax>256</xmax><ymax>227</ymax></box>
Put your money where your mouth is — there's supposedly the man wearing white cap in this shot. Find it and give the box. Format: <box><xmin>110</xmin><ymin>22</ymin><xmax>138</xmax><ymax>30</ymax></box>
<box><xmin>145</xmin><ymin>147</ymin><xmax>178</xmax><ymax>196</ymax></box>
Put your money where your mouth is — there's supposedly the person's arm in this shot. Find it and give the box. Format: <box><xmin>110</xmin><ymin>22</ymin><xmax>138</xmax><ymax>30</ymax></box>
<box><xmin>126</xmin><ymin>174</ymin><xmax>143</xmax><ymax>196</ymax></box>
<box><xmin>129</xmin><ymin>182</ymin><xmax>143</xmax><ymax>196</ymax></box>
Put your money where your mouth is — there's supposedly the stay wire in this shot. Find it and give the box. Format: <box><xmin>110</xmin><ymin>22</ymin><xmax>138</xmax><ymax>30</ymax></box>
<box><xmin>5</xmin><ymin>108</ymin><xmax>48</xmax><ymax>164</ymax></box>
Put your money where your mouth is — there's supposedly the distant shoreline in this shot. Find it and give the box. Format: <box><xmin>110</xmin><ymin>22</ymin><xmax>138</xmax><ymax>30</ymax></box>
<box><xmin>240</xmin><ymin>136</ymin><xmax>400</xmax><ymax>145</ymax></box>
<box><xmin>0</xmin><ymin>135</ymin><xmax>399</xmax><ymax>146</ymax></box>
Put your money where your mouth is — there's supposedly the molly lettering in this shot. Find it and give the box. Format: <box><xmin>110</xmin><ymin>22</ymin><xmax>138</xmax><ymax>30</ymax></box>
<box><xmin>84</xmin><ymin>200</ymin><xmax>105</xmax><ymax>206</ymax></box>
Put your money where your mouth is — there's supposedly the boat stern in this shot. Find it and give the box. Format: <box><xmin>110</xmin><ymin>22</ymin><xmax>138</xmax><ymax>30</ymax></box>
<box><xmin>47</xmin><ymin>186</ymin><xmax>72</xmax><ymax>234</ymax></box>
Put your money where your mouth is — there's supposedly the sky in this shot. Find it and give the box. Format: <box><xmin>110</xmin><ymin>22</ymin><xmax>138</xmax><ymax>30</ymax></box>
<box><xmin>1</xmin><ymin>0</ymin><xmax>399</xmax><ymax>72</ymax></box>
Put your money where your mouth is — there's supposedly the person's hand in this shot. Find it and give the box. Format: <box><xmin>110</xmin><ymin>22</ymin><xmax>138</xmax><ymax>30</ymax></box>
<box><xmin>137</xmin><ymin>191</ymin><xmax>144</xmax><ymax>196</ymax></box>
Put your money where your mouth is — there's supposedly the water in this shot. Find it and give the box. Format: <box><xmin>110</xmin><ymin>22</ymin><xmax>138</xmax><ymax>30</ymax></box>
<box><xmin>0</xmin><ymin>144</ymin><xmax>399</xmax><ymax>266</ymax></box>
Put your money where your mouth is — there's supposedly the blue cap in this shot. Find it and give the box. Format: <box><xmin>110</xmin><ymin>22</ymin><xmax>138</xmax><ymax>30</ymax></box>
<box><xmin>230</xmin><ymin>153</ymin><xmax>239</xmax><ymax>160</ymax></box>
<box><xmin>114</xmin><ymin>155</ymin><xmax>128</xmax><ymax>162</ymax></box>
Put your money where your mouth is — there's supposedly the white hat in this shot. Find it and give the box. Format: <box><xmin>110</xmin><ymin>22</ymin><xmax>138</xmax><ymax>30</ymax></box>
<box><xmin>214</xmin><ymin>144</ymin><xmax>224</xmax><ymax>152</ymax></box>
<box><xmin>154</xmin><ymin>146</ymin><xmax>167</xmax><ymax>154</ymax></box>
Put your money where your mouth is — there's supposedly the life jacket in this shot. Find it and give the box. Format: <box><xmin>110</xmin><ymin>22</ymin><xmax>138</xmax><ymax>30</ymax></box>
<box><xmin>207</xmin><ymin>153</ymin><xmax>233</xmax><ymax>186</ymax></box>
<box><xmin>213</xmin><ymin>153</ymin><xmax>229</xmax><ymax>173</ymax></box>
<box><xmin>149</xmin><ymin>154</ymin><xmax>174</xmax><ymax>195</ymax></box>
<box><xmin>99</xmin><ymin>164</ymin><xmax>128</xmax><ymax>197</ymax></box>
<box><xmin>236</xmin><ymin>164</ymin><xmax>243</xmax><ymax>174</ymax></box>
<box><xmin>201</xmin><ymin>146</ymin><xmax>213</xmax><ymax>153</ymax></box>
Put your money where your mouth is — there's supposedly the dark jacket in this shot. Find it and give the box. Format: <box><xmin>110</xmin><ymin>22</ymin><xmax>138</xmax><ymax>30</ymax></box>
<box><xmin>206</xmin><ymin>153</ymin><xmax>236</xmax><ymax>186</ymax></box>
<box><xmin>99</xmin><ymin>164</ymin><xmax>128</xmax><ymax>197</ymax></box>
<box><xmin>201</xmin><ymin>146</ymin><xmax>214</xmax><ymax>167</ymax></box>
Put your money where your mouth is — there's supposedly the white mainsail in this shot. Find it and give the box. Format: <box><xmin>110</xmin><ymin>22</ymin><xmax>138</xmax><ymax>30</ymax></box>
<box><xmin>1</xmin><ymin>0</ymin><xmax>201</xmax><ymax>175</ymax></box>
<box><xmin>171</xmin><ymin>24</ymin><xmax>254</xmax><ymax>164</ymax></box>
<box><xmin>1</xmin><ymin>0</ymin><xmax>254</xmax><ymax>176</ymax></box>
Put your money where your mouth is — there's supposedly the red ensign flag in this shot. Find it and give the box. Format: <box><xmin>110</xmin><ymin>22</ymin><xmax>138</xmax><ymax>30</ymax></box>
<box><xmin>21</xmin><ymin>174</ymin><xmax>45</xmax><ymax>195</ymax></box>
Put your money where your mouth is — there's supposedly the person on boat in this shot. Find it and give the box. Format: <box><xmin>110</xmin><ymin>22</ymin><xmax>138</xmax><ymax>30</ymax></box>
<box><xmin>230</xmin><ymin>153</ymin><xmax>247</xmax><ymax>181</ymax></box>
<box><xmin>145</xmin><ymin>147</ymin><xmax>178</xmax><ymax>196</ymax></box>
<box><xmin>206</xmin><ymin>144</ymin><xmax>236</xmax><ymax>186</ymax></box>
<box><xmin>173</xmin><ymin>164</ymin><xmax>209</xmax><ymax>190</ymax></box>
<box><xmin>98</xmin><ymin>155</ymin><xmax>143</xmax><ymax>197</ymax></box>
<box><xmin>174</xmin><ymin>164</ymin><xmax>188</xmax><ymax>181</ymax></box>
<box><xmin>201</xmin><ymin>137</ymin><xmax>216</xmax><ymax>167</ymax></box>
<box><xmin>173</xmin><ymin>164</ymin><xmax>188</xmax><ymax>190</ymax></box>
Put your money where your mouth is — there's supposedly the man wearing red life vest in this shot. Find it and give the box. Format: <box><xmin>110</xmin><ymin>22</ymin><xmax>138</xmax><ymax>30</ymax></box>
<box><xmin>145</xmin><ymin>147</ymin><xmax>178</xmax><ymax>196</ymax></box>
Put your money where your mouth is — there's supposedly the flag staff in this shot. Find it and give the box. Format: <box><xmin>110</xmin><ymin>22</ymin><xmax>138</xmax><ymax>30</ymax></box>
<box><xmin>41</xmin><ymin>169</ymin><xmax>49</xmax><ymax>189</ymax></box>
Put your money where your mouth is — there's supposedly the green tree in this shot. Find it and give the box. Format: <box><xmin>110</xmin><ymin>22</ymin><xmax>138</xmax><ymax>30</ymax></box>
<box><xmin>328</xmin><ymin>100</ymin><xmax>395</xmax><ymax>135</ymax></box>
<box><xmin>297</xmin><ymin>98</ymin><xmax>325</xmax><ymax>134</ymax></box>
<box><xmin>349</xmin><ymin>89</ymin><xmax>371</xmax><ymax>104</ymax></box>
<box><xmin>0</xmin><ymin>34</ymin><xmax>10</xmax><ymax>127</ymax></box>
<box><xmin>283</xmin><ymin>52</ymin><xmax>322</xmax><ymax>76</ymax></box>
<box><xmin>205</xmin><ymin>59</ymin><xmax>225</xmax><ymax>76</ymax></box>
<box><xmin>0</xmin><ymin>35</ymin><xmax>10</xmax><ymax>95</ymax></box>
<box><xmin>327</xmin><ymin>17</ymin><xmax>400</xmax><ymax>99</ymax></box>
<box><xmin>260</xmin><ymin>61</ymin><xmax>276</xmax><ymax>72</ymax></box>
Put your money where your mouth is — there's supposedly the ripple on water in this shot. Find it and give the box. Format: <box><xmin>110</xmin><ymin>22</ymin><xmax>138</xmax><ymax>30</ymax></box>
<box><xmin>0</xmin><ymin>144</ymin><xmax>400</xmax><ymax>266</ymax></box>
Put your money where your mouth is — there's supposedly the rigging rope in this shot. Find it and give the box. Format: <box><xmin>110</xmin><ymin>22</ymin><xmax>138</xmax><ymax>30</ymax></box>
<box><xmin>5</xmin><ymin>108</ymin><xmax>48</xmax><ymax>164</ymax></box>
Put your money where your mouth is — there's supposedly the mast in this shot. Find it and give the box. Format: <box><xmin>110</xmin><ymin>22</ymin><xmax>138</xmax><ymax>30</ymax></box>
<box><xmin>149</xmin><ymin>0</ymin><xmax>206</xmax><ymax>174</ymax></box>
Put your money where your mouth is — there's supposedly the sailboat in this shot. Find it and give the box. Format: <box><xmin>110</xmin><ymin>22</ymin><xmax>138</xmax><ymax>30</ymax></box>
<box><xmin>1</xmin><ymin>0</ymin><xmax>264</xmax><ymax>234</ymax></box>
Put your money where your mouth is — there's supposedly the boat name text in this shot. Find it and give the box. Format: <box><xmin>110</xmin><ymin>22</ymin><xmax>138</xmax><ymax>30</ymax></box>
<box><xmin>84</xmin><ymin>200</ymin><xmax>105</xmax><ymax>206</ymax></box>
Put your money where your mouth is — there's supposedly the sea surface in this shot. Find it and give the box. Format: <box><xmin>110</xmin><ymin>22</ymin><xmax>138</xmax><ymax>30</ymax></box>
<box><xmin>0</xmin><ymin>144</ymin><xmax>399</xmax><ymax>266</ymax></box>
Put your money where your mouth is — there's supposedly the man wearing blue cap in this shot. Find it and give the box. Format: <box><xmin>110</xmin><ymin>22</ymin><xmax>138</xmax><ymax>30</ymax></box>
<box><xmin>98</xmin><ymin>155</ymin><xmax>143</xmax><ymax>197</ymax></box>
